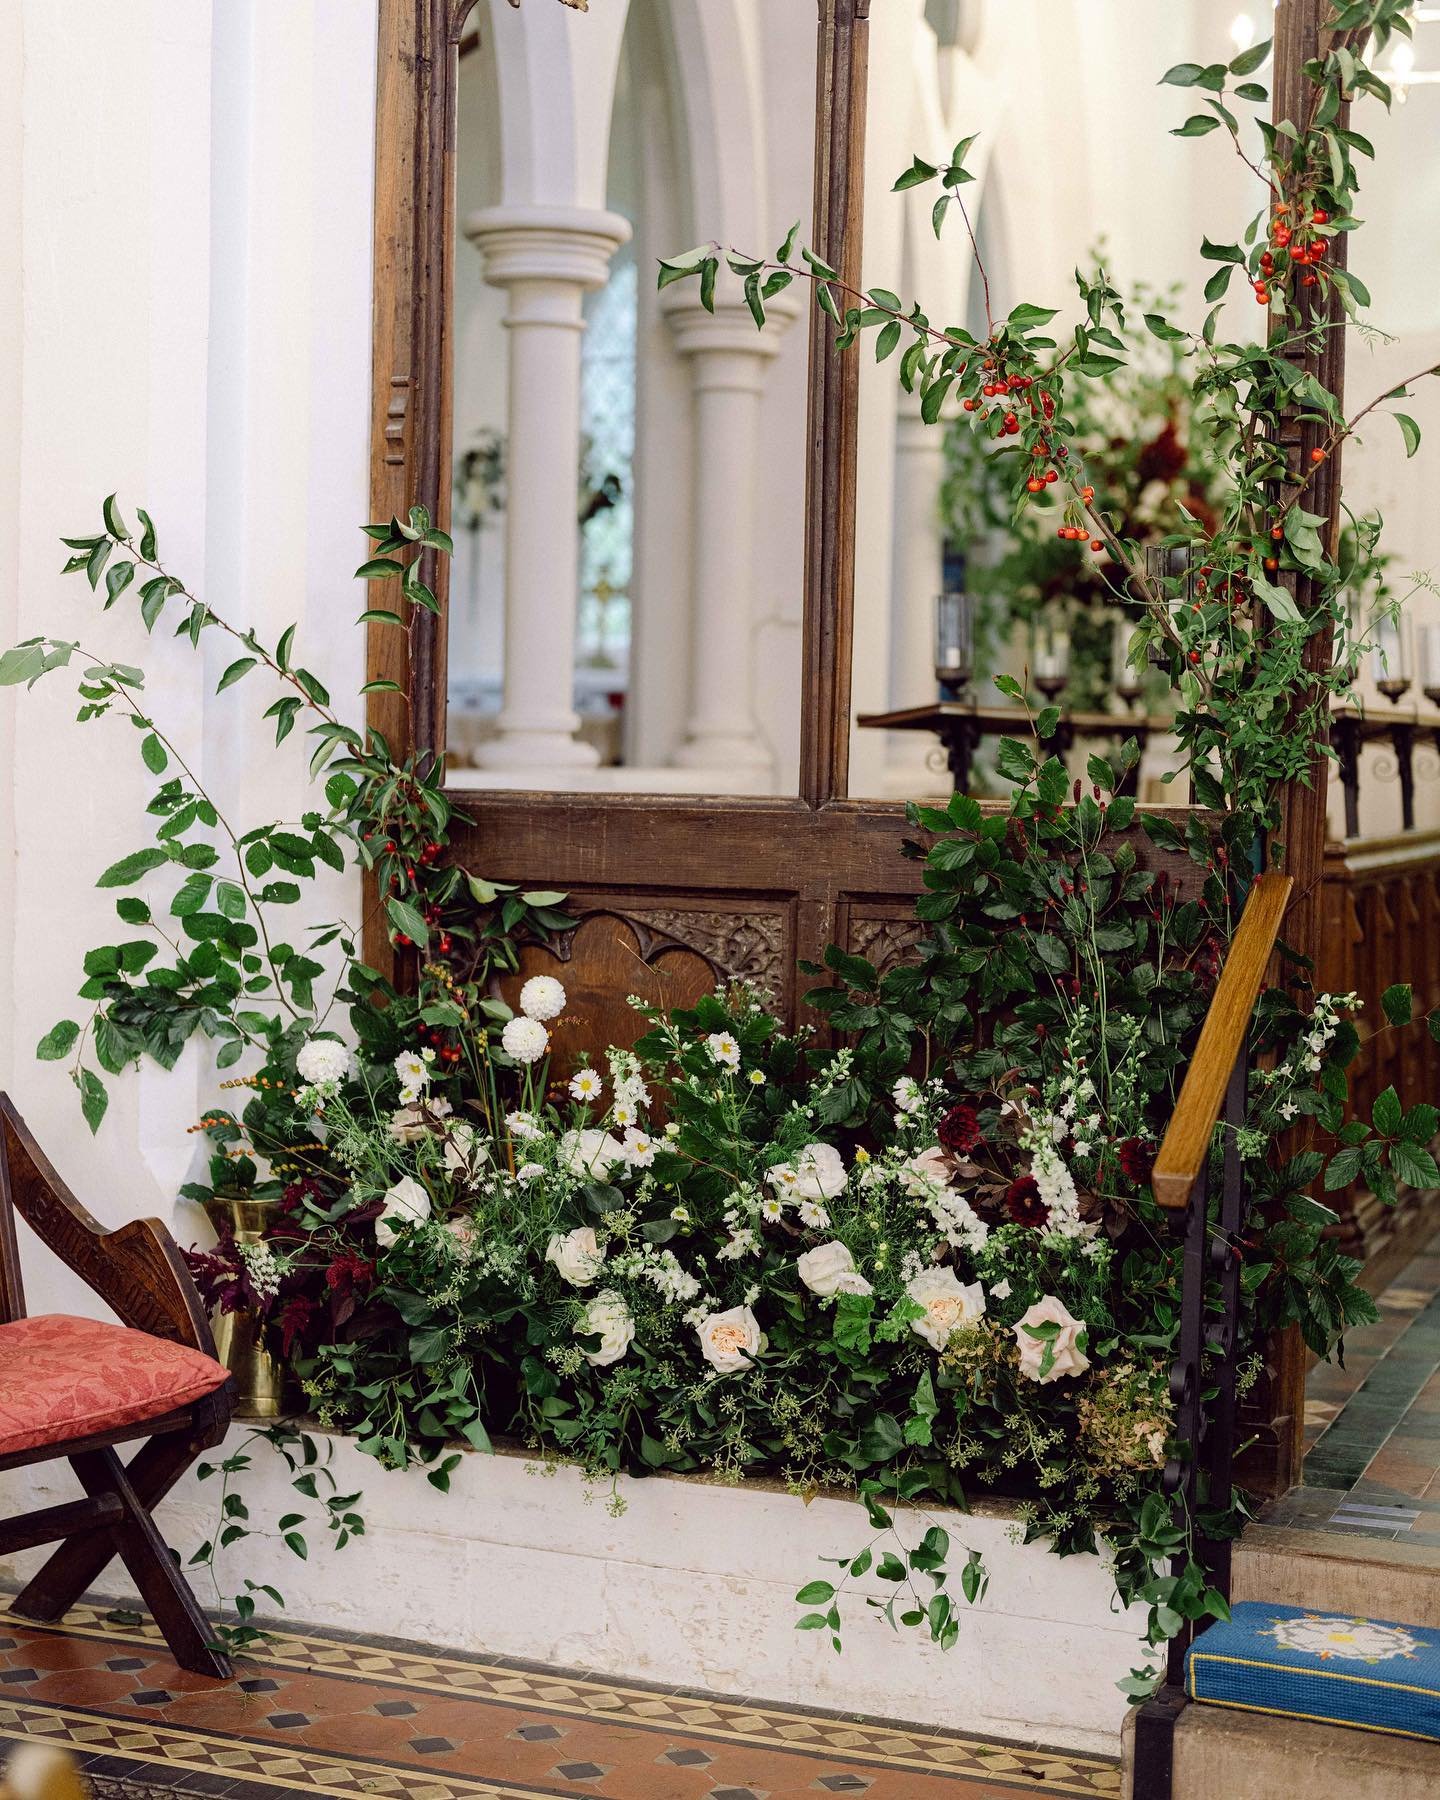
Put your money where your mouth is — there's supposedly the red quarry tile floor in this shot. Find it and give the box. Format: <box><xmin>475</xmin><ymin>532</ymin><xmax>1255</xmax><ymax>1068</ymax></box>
<box><xmin>0</xmin><ymin>1602</ymin><xmax>1119</xmax><ymax>1800</ymax></box>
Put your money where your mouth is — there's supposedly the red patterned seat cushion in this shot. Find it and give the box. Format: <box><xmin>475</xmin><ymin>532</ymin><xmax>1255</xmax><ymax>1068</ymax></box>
<box><xmin>0</xmin><ymin>1314</ymin><xmax>230</xmax><ymax>1458</ymax></box>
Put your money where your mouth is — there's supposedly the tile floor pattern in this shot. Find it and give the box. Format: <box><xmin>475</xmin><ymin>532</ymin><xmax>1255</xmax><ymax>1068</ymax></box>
<box><xmin>1266</xmin><ymin>1227</ymin><xmax>1440</xmax><ymax>1544</ymax></box>
<box><xmin>0</xmin><ymin>1603</ymin><xmax>1120</xmax><ymax>1800</ymax></box>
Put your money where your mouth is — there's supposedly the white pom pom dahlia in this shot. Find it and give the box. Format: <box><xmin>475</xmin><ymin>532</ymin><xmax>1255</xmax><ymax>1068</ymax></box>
<box><xmin>520</xmin><ymin>975</ymin><xmax>567</xmax><ymax>1021</ymax></box>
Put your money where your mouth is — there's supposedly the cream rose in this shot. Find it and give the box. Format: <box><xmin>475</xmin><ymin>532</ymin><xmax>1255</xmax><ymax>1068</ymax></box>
<box><xmin>696</xmin><ymin>1304</ymin><xmax>765</xmax><ymax>1374</ymax></box>
<box><xmin>546</xmin><ymin>1225</ymin><xmax>605</xmax><ymax>1287</ymax></box>
<box><xmin>575</xmin><ymin>1289</ymin><xmax>634</xmax><ymax>1366</ymax></box>
<box><xmin>906</xmin><ymin>1266</ymin><xmax>986</xmax><ymax>1351</ymax></box>
<box><xmin>900</xmin><ymin>1145</ymin><xmax>953</xmax><ymax>1195</ymax></box>
<box><xmin>1013</xmin><ymin>1295</ymin><xmax>1090</xmax><ymax>1384</ymax></box>
<box><xmin>560</xmin><ymin>1128</ymin><xmax>626</xmax><ymax>1178</ymax></box>
<box><xmin>375</xmin><ymin>1175</ymin><xmax>431</xmax><ymax>1247</ymax></box>
<box><xmin>796</xmin><ymin>1241</ymin><xmax>872</xmax><ymax>1299</ymax></box>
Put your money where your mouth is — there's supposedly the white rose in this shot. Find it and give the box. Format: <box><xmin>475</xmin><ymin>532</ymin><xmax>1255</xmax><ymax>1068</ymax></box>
<box><xmin>575</xmin><ymin>1289</ymin><xmax>634</xmax><ymax>1366</ymax></box>
<box><xmin>520</xmin><ymin>975</ymin><xmax>567</xmax><ymax>1022</ymax></box>
<box><xmin>502</xmin><ymin>1016</ymin><xmax>550</xmax><ymax>1064</ymax></box>
<box><xmin>1013</xmin><ymin>1295</ymin><xmax>1090</xmax><ymax>1384</ymax></box>
<box><xmin>560</xmin><ymin>1128</ymin><xmax>626</xmax><ymax>1177</ymax></box>
<box><xmin>296</xmin><ymin>1037</ymin><xmax>352</xmax><ymax>1087</ymax></box>
<box><xmin>546</xmin><ymin>1225</ymin><xmax>605</xmax><ymax>1286</ymax></box>
<box><xmin>696</xmin><ymin>1304</ymin><xmax>765</xmax><ymax>1375</ymax></box>
<box><xmin>375</xmin><ymin>1175</ymin><xmax>431</xmax><ymax>1247</ymax></box>
<box><xmin>906</xmin><ymin>1266</ymin><xmax>986</xmax><ymax>1351</ymax></box>
<box><xmin>790</xmin><ymin>1143</ymin><xmax>847</xmax><ymax>1201</ymax></box>
<box><xmin>796</xmin><ymin>1241</ymin><xmax>872</xmax><ymax>1298</ymax></box>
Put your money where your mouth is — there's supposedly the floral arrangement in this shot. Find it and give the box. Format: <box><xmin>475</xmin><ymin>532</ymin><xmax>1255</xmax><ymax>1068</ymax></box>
<box><xmin>5</xmin><ymin>0</ymin><xmax>1438</xmax><ymax>1700</ymax></box>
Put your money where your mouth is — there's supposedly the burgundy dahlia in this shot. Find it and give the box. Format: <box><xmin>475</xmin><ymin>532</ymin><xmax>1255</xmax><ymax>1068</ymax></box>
<box><xmin>1004</xmin><ymin>1176</ymin><xmax>1049</xmax><ymax>1230</ymax></box>
<box><xmin>1116</xmin><ymin>1137</ymin><xmax>1155</xmax><ymax>1186</ymax></box>
<box><xmin>937</xmin><ymin>1102</ymin><xmax>982</xmax><ymax>1156</ymax></box>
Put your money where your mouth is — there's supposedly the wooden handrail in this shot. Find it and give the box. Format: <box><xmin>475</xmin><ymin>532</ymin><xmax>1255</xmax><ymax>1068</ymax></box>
<box><xmin>1152</xmin><ymin>873</ymin><xmax>1293</xmax><ymax>1210</ymax></box>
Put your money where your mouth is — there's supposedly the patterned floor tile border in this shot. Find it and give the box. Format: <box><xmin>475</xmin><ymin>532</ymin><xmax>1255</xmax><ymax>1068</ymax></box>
<box><xmin>6</xmin><ymin>1606</ymin><xmax>1120</xmax><ymax>1799</ymax></box>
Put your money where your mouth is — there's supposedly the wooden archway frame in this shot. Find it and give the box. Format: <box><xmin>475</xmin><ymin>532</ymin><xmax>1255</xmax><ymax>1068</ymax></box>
<box><xmin>364</xmin><ymin>0</ymin><xmax>1341</xmax><ymax>1496</ymax></box>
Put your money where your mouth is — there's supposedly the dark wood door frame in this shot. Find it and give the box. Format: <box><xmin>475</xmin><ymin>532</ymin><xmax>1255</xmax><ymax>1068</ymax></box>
<box><xmin>363</xmin><ymin>0</ymin><xmax>1340</xmax><ymax>1495</ymax></box>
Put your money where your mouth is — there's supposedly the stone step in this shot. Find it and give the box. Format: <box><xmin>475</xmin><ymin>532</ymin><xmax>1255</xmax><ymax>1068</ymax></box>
<box><xmin>1232</xmin><ymin>1521</ymin><xmax>1440</xmax><ymax>1629</ymax></box>
<box><xmin>1123</xmin><ymin>1701</ymin><xmax>1440</xmax><ymax>1800</ymax></box>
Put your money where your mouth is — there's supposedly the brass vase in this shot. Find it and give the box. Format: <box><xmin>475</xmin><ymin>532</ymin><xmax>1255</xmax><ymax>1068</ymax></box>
<box><xmin>205</xmin><ymin>1194</ymin><xmax>291</xmax><ymax>1420</ymax></box>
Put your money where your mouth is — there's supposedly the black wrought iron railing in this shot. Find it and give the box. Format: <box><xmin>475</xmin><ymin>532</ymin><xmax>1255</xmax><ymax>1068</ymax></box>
<box><xmin>1129</xmin><ymin>873</ymin><xmax>1293</xmax><ymax>1800</ymax></box>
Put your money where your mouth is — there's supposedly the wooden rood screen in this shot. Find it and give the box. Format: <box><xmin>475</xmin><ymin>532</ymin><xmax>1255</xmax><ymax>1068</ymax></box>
<box><xmin>364</xmin><ymin>0</ymin><xmax>1344</xmax><ymax>1495</ymax></box>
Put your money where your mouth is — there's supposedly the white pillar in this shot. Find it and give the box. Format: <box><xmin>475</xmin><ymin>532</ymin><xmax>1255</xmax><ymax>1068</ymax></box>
<box><xmin>886</xmin><ymin>390</ymin><xmax>948</xmax><ymax>792</ymax></box>
<box><xmin>666</xmin><ymin>300</ymin><xmax>790</xmax><ymax>776</ymax></box>
<box><xmin>464</xmin><ymin>205</ymin><xmax>630</xmax><ymax>770</ymax></box>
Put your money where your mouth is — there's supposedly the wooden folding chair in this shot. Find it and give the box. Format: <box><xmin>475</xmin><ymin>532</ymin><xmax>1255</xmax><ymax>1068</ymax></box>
<box><xmin>0</xmin><ymin>1093</ymin><xmax>235</xmax><ymax>1678</ymax></box>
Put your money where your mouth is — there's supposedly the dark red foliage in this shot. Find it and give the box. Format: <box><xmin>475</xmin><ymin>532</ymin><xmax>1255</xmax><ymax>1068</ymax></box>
<box><xmin>937</xmin><ymin>1103</ymin><xmax>982</xmax><ymax>1156</ymax></box>
<box><xmin>1004</xmin><ymin>1176</ymin><xmax>1050</xmax><ymax>1230</ymax></box>
<box><xmin>1136</xmin><ymin>417</ymin><xmax>1186</xmax><ymax>486</ymax></box>
<box><xmin>325</xmin><ymin>1248</ymin><xmax>376</xmax><ymax>1297</ymax></box>
<box><xmin>278</xmin><ymin>1294</ymin><xmax>318</xmax><ymax>1358</ymax></box>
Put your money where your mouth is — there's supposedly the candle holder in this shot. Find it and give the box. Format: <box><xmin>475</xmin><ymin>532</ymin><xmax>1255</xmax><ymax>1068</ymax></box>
<box><xmin>935</xmin><ymin>589</ymin><xmax>975</xmax><ymax>702</ymax></box>
<box><xmin>1418</xmin><ymin>623</ymin><xmax>1440</xmax><ymax>707</ymax></box>
<box><xmin>1032</xmin><ymin>621</ymin><xmax>1070</xmax><ymax>704</ymax></box>
<box><xmin>1372</xmin><ymin>614</ymin><xmax>1412</xmax><ymax>704</ymax></box>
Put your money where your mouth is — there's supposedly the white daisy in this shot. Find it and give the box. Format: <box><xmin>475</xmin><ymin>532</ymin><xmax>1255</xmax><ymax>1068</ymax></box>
<box><xmin>759</xmin><ymin>1195</ymin><xmax>785</xmax><ymax>1222</ymax></box>
<box><xmin>569</xmin><ymin>1068</ymin><xmax>603</xmax><ymax>1103</ymax></box>
<box><xmin>706</xmin><ymin>1032</ymin><xmax>741</xmax><ymax>1068</ymax></box>
<box><xmin>797</xmin><ymin>1200</ymin><xmax>830</xmax><ymax>1230</ymax></box>
<box><xmin>622</xmin><ymin>1128</ymin><xmax>656</xmax><ymax>1168</ymax></box>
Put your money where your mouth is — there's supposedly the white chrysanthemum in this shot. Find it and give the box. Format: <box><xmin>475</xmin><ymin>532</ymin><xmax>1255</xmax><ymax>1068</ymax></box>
<box><xmin>613</xmin><ymin>1100</ymin><xmax>637</xmax><ymax>1129</ymax></box>
<box><xmin>569</xmin><ymin>1068</ymin><xmax>603</xmax><ymax>1103</ymax></box>
<box><xmin>706</xmin><ymin>1032</ymin><xmax>741</xmax><ymax>1068</ymax></box>
<box><xmin>296</xmin><ymin>1037</ymin><xmax>352</xmax><ymax>1087</ymax></box>
<box><xmin>622</xmin><ymin>1127</ymin><xmax>656</xmax><ymax>1168</ymax></box>
<box><xmin>502</xmin><ymin>1016</ymin><xmax>550</xmax><ymax>1065</ymax></box>
<box><xmin>519</xmin><ymin>975</ymin><xmax>567</xmax><ymax>1022</ymax></box>
<box><xmin>759</xmin><ymin>1194</ymin><xmax>785</xmax><ymax>1222</ymax></box>
<box><xmin>797</xmin><ymin>1199</ymin><xmax>830</xmax><ymax>1230</ymax></box>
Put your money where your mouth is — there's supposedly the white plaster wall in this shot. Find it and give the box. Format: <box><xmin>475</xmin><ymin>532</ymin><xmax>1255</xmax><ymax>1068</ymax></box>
<box><xmin>1</xmin><ymin>1436</ymin><xmax>1149</xmax><ymax>1756</ymax></box>
<box><xmin>0</xmin><ymin>0</ymin><xmax>376</xmax><ymax>1319</ymax></box>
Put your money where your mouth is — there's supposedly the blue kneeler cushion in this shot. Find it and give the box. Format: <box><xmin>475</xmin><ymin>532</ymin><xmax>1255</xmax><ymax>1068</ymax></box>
<box><xmin>1185</xmin><ymin>1600</ymin><xmax>1440</xmax><ymax>1743</ymax></box>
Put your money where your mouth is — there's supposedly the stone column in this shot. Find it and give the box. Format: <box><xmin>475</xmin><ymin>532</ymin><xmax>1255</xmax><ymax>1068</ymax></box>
<box><xmin>464</xmin><ymin>205</ymin><xmax>631</xmax><ymax>770</ymax></box>
<box><xmin>887</xmin><ymin>390</ymin><xmax>948</xmax><ymax>790</ymax></box>
<box><xmin>665</xmin><ymin>299</ymin><xmax>790</xmax><ymax>777</ymax></box>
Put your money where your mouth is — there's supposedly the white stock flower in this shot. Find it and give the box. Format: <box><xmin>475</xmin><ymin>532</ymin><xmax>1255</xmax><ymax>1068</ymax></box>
<box><xmin>892</xmin><ymin>1076</ymin><xmax>922</xmax><ymax>1114</ymax></box>
<box><xmin>520</xmin><ymin>975</ymin><xmax>567</xmax><ymax>1022</ymax></box>
<box><xmin>560</xmin><ymin>1128</ymin><xmax>626</xmax><ymax>1178</ymax></box>
<box><xmin>796</xmin><ymin>1241</ymin><xmax>872</xmax><ymax>1298</ymax></box>
<box><xmin>375</xmin><ymin>1175</ymin><xmax>431</xmax><ymax>1247</ymax></box>
<box><xmin>393</xmin><ymin>1050</ymin><xmax>431</xmax><ymax>1103</ymax></box>
<box><xmin>575</xmin><ymin>1289</ymin><xmax>634</xmax><ymax>1366</ymax></box>
<box><xmin>696</xmin><ymin>1305</ymin><xmax>765</xmax><ymax>1374</ymax></box>
<box><xmin>546</xmin><ymin>1225</ymin><xmax>605</xmax><ymax>1287</ymax></box>
<box><xmin>706</xmin><ymin>1032</ymin><xmax>741</xmax><ymax>1068</ymax></box>
<box><xmin>1013</xmin><ymin>1295</ymin><xmax>1090</xmax><ymax>1384</ymax></box>
<box><xmin>906</xmin><ymin>1266</ymin><xmax>986</xmax><ymax>1351</ymax></box>
<box><xmin>502</xmin><ymin>1016</ymin><xmax>550</xmax><ymax>1065</ymax></box>
<box><xmin>569</xmin><ymin>1068</ymin><xmax>604</xmax><ymax>1103</ymax></box>
<box><xmin>296</xmin><ymin>1037</ymin><xmax>352</xmax><ymax>1087</ymax></box>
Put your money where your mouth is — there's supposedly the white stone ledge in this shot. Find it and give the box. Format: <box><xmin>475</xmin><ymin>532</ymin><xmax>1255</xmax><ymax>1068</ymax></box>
<box><xmin>1</xmin><ymin>1434</ymin><xmax>1145</xmax><ymax>1755</ymax></box>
